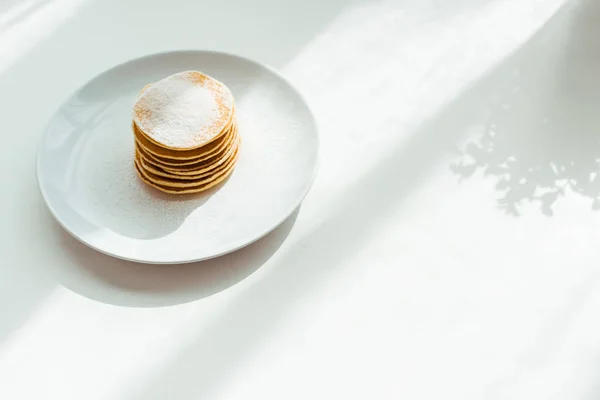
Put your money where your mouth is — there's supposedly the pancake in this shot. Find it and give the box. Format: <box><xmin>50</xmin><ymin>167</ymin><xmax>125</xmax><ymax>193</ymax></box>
<box><xmin>134</xmin><ymin>141</ymin><xmax>239</xmax><ymax>194</ymax></box>
<box><xmin>133</xmin><ymin>119</ymin><xmax>236</xmax><ymax>161</ymax></box>
<box><xmin>137</xmin><ymin>134</ymin><xmax>239</xmax><ymax>179</ymax></box>
<box><xmin>139</xmin><ymin>130</ymin><xmax>238</xmax><ymax>175</ymax></box>
<box><xmin>134</xmin><ymin>82</ymin><xmax>235</xmax><ymax>158</ymax></box>
<box><xmin>132</xmin><ymin>71</ymin><xmax>239</xmax><ymax>194</ymax></box>
<box><xmin>160</xmin><ymin>145</ymin><xmax>233</xmax><ymax>173</ymax></box>
<box><xmin>134</xmin><ymin>161</ymin><xmax>236</xmax><ymax>194</ymax></box>
<box><xmin>135</xmin><ymin>138</ymin><xmax>239</xmax><ymax>187</ymax></box>
<box><xmin>133</xmin><ymin>71</ymin><xmax>234</xmax><ymax>150</ymax></box>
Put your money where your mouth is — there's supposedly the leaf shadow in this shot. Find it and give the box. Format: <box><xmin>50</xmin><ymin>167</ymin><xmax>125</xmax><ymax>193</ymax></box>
<box><xmin>452</xmin><ymin>0</ymin><xmax>600</xmax><ymax>216</ymax></box>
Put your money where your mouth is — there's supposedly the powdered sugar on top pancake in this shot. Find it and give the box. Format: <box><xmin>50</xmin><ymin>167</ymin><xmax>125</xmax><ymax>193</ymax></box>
<box><xmin>133</xmin><ymin>71</ymin><xmax>233</xmax><ymax>149</ymax></box>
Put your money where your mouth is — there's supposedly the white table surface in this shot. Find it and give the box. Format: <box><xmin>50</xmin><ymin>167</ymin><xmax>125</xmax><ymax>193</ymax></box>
<box><xmin>2</xmin><ymin>0</ymin><xmax>599</xmax><ymax>398</ymax></box>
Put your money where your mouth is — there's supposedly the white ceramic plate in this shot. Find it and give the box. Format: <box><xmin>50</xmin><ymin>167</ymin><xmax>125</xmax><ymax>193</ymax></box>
<box><xmin>37</xmin><ymin>51</ymin><xmax>319</xmax><ymax>264</ymax></box>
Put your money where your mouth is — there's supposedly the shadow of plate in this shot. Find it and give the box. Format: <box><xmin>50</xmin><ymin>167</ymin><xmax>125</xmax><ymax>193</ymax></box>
<box><xmin>49</xmin><ymin>209</ymin><xmax>299</xmax><ymax>307</ymax></box>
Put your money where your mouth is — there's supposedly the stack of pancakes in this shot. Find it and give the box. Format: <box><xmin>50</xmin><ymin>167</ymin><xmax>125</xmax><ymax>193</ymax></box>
<box><xmin>132</xmin><ymin>70</ymin><xmax>239</xmax><ymax>194</ymax></box>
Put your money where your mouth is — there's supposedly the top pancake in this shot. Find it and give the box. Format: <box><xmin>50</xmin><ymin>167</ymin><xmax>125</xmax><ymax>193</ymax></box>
<box><xmin>133</xmin><ymin>71</ymin><xmax>234</xmax><ymax>150</ymax></box>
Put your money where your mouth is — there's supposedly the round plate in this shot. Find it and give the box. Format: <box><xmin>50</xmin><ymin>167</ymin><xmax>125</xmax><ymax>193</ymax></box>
<box><xmin>37</xmin><ymin>51</ymin><xmax>319</xmax><ymax>264</ymax></box>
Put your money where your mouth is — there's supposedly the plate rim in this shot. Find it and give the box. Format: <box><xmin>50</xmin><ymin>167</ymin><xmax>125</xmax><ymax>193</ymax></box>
<box><xmin>36</xmin><ymin>49</ymin><xmax>320</xmax><ymax>264</ymax></box>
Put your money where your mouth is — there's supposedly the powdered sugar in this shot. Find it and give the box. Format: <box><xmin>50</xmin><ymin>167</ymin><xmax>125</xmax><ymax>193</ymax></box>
<box><xmin>133</xmin><ymin>71</ymin><xmax>232</xmax><ymax>149</ymax></box>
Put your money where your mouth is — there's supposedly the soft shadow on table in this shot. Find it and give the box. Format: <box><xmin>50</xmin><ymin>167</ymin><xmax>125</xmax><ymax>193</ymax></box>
<box><xmin>51</xmin><ymin>210</ymin><xmax>298</xmax><ymax>307</ymax></box>
<box><xmin>130</xmin><ymin>6</ymin><xmax>584</xmax><ymax>400</ymax></box>
<box><xmin>0</xmin><ymin>202</ymin><xmax>57</xmax><ymax>347</ymax></box>
<box><xmin>452</xmin><ymin>0</ymin><xmax>600</xmax><ymax>216</ymax></box>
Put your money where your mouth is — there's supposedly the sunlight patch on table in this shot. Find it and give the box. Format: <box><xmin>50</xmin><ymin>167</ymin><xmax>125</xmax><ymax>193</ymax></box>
<box><xmin>0</xmin><ymin>0</ymin><xmax>87</xmax><ymax>75</ymax></box>
<box><xmin>0</xmin><ymin>287</ymin><xmax>224</xmax><ymax>399</ymax></box>
<box><xmin>0</xmin><ymin>0</ymin><xmax>40</xmax><ymax>29</ymax></box>
<box><xmin>282</xmin><ymin>0</ymin><xmax>567</xmax><ymax>229</ymax></box>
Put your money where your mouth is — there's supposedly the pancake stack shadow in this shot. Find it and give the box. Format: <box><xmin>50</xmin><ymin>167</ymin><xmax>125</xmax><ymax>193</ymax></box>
<box><xmin>132</xmin><ymin>71</ymin><xmax>239</xmax><ymax>194</ymax></box>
